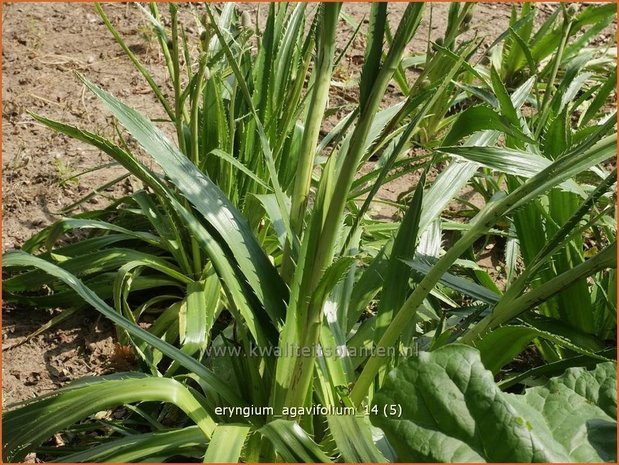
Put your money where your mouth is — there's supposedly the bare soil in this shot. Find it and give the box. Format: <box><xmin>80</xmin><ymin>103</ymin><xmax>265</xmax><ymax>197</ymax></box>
<box><xmin>2</xmin><ymin>2</ymin><xmax>560</xmax><ymax>404</ymax></box>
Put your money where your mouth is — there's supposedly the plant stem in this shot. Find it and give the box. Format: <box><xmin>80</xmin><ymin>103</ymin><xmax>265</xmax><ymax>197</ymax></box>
<box><xmin>170</xmin><ymin>4</ymin><xmax>186</xmax><ymax>155</ymax></box>
<box><xmin>280</xmin><ymin>4</ymin><xmax>424</xmax><ymax>410</ymax></box>
<box><xmin>282</xmin><ymin>3</ymin><xmax>340</xmax><ymax>282</ymax></box>
<box><xmin>189</xmin><ymin>57</ymin><xmax>209</xmax><ymax>277</ymax></box>
<box><xmin>308</xmin><ymin>3</ymin><xmax>425</xmax><ymax>303</ymax></box>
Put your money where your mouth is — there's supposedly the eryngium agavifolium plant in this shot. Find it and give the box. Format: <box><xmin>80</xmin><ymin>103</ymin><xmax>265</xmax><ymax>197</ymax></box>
<box><xmin>3</xmin><ymin>2</ymin><xmax>616</xmax><ymax>462</ymax></box>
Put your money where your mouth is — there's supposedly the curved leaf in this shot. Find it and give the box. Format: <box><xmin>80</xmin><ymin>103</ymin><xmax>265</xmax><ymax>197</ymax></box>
<box><xmin>3</xmin><ymin>374</ymin><xmax>215</xmax><ymax>462</ymax></box>
<box><xmin>476</xmin><ymin>325</ymin><xmax>609</xmax><ymax>374</ymax></box>
<box><xmin>442</xmin><ymin>105</ymin><xmax>534</xmax><ymax>146</ymax></box>
<box><xmin>2</xmin><ymin>252</ymin><xmax>245</xmax><ymax>407</ymax></box>
<box><xmin>28</xmin><ymin>113</ymin><xmax>277</xmax><ymax>345</ymax></box>
<box><xmin>438</xmin><ymin>145</ymin><xmax>551</xmax><ymax>177</ymax></box>
<box><xmin>79</xmin><ymin>75</ymin><xmax>288</xmax><ymax>326</ymax></box>
<box><xmin>56</xmin><ymin>426</ymin><xmax>205</xmax><ymax>463</ymax></box>
<box><xmin>260</xmin><ymin>419</ymin><xmax>332</xmax><ymax>463</ymax></box>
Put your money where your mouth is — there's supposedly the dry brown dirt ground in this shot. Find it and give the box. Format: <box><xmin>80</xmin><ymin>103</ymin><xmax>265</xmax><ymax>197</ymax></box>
<box><xmin>2</xmin><ymin>2</ymin><xmax>558</xmax><ymax>405</ymax></box>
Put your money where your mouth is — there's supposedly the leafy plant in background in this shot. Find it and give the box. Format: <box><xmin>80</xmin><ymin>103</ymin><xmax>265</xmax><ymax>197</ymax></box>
<box><xmin>3</xmin><ymin>2</ymin><xmax>616</xmax><ymax>462</ymax></box>
<box><xmin>487</xmin><ymin>2</ymin><xmax>615</xmax><ymax>86</ymax></box>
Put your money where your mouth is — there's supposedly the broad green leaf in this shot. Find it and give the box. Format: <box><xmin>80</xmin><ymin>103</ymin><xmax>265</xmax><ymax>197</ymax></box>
<box><xmin>540</xmin><ymin>362</ymin><xmax>616</xmax><ymax>420</ymax></box>
<box><xmin>511</xmin><ymin>363</ymin><xmax>617</xmax><ymax>462</ymax></box>
<box><xmin>372</xmin><ymin>345</ymin><xmax>616</xmax><ymax>462</ymax></box>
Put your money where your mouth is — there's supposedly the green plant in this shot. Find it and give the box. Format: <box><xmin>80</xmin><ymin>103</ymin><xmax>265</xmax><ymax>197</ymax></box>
<box><xmin>373</xmin><ymin>345</ymin><xmax>616</xmax><ymax>462</ymax></box>
<box><xmin>453</xmin><ymin>2</ymin><xmax>618</xmax><ymax>358</ymax></box>
<box><xmin>486</xmin><ymin>3</ymin><xmax>615</xmax><ymax>87</ymax></box>
<box><xmin>52</xmin><ymin>157</ymin><xmax>79</xmax><ymax>189</ymax></box>
<box><xmin>3</xmin><ymin>2</ymin><xmax>616</xmax><ymax>462</ymax></box>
